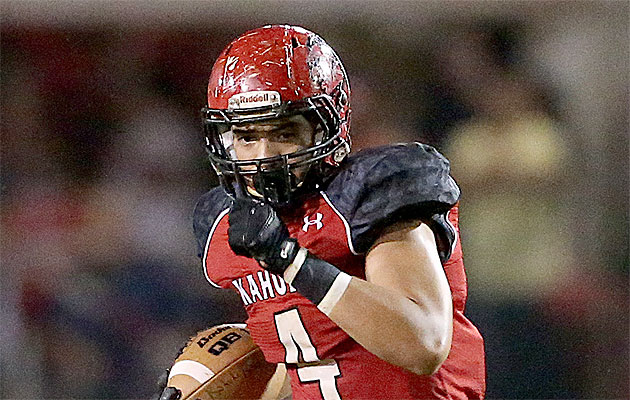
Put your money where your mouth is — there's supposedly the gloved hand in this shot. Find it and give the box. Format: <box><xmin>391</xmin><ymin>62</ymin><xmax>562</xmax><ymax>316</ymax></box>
<box><xmin>151</xmin><ymin>369</ymin><xmax>181</xmax><ymax>400</ymax></box>
<box><xmin>228</xmin><ymin>197</ymin><xmax>347</xmax><ymax>314</ymax></box>
<box><xmin>228</xmin><ymin>198</ymin><xmax>300</xmax><ymax>275</ymax></box>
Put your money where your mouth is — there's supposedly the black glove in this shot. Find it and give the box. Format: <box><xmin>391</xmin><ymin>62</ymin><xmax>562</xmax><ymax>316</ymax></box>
<box><xmin>151</xmin><ymin>369</ymin><xmax>181</xmax><ymax>400</ymax></box>
<box><xmin>228</xmin><ymin>197</ymin><xmax>300</xmax><ymax>275</ymax></box>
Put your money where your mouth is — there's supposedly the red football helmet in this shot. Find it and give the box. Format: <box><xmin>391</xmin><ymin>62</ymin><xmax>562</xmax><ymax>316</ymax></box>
<box><xmin>202</xmin><ymin>25</ymin><xmax>351</xmax><ymax>205</ymax></box>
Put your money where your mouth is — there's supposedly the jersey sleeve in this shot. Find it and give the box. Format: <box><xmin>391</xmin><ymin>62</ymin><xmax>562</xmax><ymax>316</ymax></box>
<box><xmin>192</xmin><ymin>186</ymin><xmax>232</xmax><ymax>259</ymax></box>
<box><xmin>325</xmin><ymin>143</ymin><xmax>460</xmax><ymax>261</ymax></box>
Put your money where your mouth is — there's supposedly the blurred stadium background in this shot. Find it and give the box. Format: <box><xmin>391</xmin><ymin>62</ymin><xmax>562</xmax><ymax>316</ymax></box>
<box><xmin>1</xmin><ymin>1</ymin><xmax>628</xmax><ymax>398</ymax></box>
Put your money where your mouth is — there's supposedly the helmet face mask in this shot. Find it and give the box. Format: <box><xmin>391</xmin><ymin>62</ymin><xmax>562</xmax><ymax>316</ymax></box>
<box><xmin>202</xmin><ymin>97</ymin><xmax>348</xmax><ymax>204</ymax></box>
<box><xmin>202</xmin><ymin>25</ymin><xmax>351</xmax><ymax>205</ymax></box>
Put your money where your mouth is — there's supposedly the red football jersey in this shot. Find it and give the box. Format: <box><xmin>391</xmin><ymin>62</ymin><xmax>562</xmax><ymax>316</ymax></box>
<box><xmin>195</xmin><ymin>144</ymin><xmax>486</xmax><ymax>399</ymax></box>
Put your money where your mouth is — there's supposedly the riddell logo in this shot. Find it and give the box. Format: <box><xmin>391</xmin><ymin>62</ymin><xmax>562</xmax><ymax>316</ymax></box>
<box><xmin>228</xmin><ymin>91</ymin><xmax>281</xmax><ymax>110</ymax></box>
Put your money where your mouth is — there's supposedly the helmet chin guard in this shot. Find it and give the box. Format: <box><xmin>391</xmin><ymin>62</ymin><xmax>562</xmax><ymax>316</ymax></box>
<box><xmin>202</xmin><ymin>25</ymin><xmax>351</xmax><ymax>205</ymax></box>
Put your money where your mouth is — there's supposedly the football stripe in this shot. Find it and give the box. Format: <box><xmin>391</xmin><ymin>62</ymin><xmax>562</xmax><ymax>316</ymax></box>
<box><xmin>169</xmin><ymin>360</ymin><xmax>215</xmax><ymax>383</ymax></box>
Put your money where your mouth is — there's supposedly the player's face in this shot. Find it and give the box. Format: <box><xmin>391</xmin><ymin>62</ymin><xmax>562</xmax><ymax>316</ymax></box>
<box><xmin>231</xmin><ymin>115</ymin><xmax>315</xmax><ymax>161</ymax></box>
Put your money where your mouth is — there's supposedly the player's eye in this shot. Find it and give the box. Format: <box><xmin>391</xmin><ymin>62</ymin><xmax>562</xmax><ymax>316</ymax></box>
<box><xmin>235</xmin><ymin>133</ymin><xmax>257</xmax><ymax>144</ymax></box>
<box><xmin>275</xmin><ymin>130</ymin><xmax>298</xmax><ymax>142</ymax></box>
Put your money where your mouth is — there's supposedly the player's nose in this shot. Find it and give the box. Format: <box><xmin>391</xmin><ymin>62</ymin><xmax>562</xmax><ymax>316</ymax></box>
<box><xmin>253</xmin><ymin>139</ymin><xmax>280</xmax><ymax>159</ymax></box>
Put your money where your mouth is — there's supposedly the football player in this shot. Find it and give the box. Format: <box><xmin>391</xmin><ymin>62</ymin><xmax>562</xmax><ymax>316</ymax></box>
<box><xmin>157</xmin><ymin>25</ymin><xmax>485</xmax><ymax>399</ymax></box>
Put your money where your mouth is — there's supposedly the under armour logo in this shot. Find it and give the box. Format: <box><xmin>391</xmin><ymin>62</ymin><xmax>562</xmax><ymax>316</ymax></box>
<box><xmin>302</xmin><ymin>213</ymin><xmax>324</xmax><ymax>232</ymax></box>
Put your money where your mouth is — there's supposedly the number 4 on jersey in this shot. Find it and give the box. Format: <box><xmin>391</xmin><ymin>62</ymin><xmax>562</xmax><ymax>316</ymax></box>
<box><xmin>274</xmin><ymin>308</ymin><xmax>342</xmax><ymax>400</ymax></box>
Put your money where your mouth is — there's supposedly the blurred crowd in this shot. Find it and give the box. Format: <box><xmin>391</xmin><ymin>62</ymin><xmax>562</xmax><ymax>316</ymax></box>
<box><xmin>1</xmin><ymin>14</ymin><xmax>628</xmax><ymax>400</ymax></box>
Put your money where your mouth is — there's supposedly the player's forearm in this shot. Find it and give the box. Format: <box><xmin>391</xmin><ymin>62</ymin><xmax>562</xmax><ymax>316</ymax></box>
<box><xmin>284</xmin><ymin>250</ymin><xmax>453</xmax><ymax>375</ymax></box>
<box><xmin>328</xmin><ymin>276</ymin><xmax>453</xmax><ymax>375</ymax></box>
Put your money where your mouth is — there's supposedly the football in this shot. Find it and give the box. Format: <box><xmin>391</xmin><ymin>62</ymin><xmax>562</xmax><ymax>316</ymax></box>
<box><xmin>167</xmin><ymin>324</ymin><xmax>277</xmax><ymax>400</ymax></box>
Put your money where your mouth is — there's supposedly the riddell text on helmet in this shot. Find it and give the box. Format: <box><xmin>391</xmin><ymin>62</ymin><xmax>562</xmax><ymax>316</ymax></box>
<box><xmin>228</xmin><ymin>91</ymin><xmax>281</xmax><ymax>110</ymax></box>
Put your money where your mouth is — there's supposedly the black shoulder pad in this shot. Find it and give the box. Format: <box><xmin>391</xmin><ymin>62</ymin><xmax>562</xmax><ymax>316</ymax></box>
<box><xmin>192</xmin><ymin>186</ymin><xmax>232</xmax><ymax>258</ymax></box>
<box><xmin>324</xmin><ymin>143</ymin><xmax>460</xmax><ymax>255</ymax></box>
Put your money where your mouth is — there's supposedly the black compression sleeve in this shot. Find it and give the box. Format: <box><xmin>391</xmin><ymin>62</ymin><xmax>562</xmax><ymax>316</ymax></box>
<box><xmin>284</xmin><ymin>250</ymin><xmax>352</xmax><ymax>314</ymax></box>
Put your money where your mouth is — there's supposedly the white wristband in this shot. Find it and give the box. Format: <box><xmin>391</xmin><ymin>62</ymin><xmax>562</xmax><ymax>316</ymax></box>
<box><xmin>317</xmin><ymin>272</ymin><xmax>352</xmax><ymax>316</ymax></box>
<box><xmin>283</xmin><ymin>247</ymin><xmax>308</xmax><ymax>285</ymax></box>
